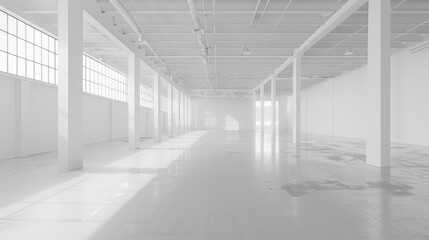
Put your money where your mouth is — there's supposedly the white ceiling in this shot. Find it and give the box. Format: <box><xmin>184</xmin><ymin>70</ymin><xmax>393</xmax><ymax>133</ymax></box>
<box><xmin>13</xmin><ymin>0</ymin><xmax>429</xmax><ymax>94</ymax></box>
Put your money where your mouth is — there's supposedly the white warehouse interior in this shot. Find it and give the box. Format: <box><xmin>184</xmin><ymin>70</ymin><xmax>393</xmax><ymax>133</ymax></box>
<box><xmin>1</xmin><ymin>0</ymin><xmax>429</xmax><ymax>239</ymax></box>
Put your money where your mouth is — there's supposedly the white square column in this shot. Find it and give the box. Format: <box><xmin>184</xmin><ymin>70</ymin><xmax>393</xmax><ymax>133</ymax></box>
<box><xmin>188</xmin><ymin>97</ymin><xmax>194</xmax><ymax>131</ymax></box>
<box><xmin>366</xmin><ymin>0</ymin><xmax>391</xmax><ymax>168</ymax></box>
<box><xmin>177</xmin><ymin>91</ymin><xmax>181</xmax><ymax>135</ymax></box>
<box><xmin>260</xmin><ymin>85</ymin><xmax>265</xmax><ymax>136</ymax></box>
<box><xmin>58</xmin><ymin>0</ymin><xmax>83</xmax><ymax>172</ymax></box>
<box><xmin>186</xmin><ymin>96</ymin><xmax>190</xmax><ymax>132</ymax></box>
<box><xmin>271</xmin><ymin>75</ymin><xmax>277</xmax><ymax>141</ymax></box>
<box><xmin>168</xmin><ymin>84</ymin><xmax>174</xmax><ymax>138</ymax></box>
<box><xmin>183</xmin><ymin>95</ymin><xmax>186</xmax><ymax>133</ymax></box>
<box><xmin>252</xmin><ymin>91</ymin><xmax>257</xmax><ymax>132</ymax></box>
<box><xmin>183</xmin><ymin>94</ymin><xmax>188</xmax><ymax>133</ymax></box>
<box><xmin>182</xmin><ymin>92</ymin><xmax>186</xmax><ymax>133</ymax></box>
<box><xmin>292</xmin><ymin>53</ymin><xmax>301</xmax><ymax>144</ymax></box>
<box><xmin>187</xmin><ymin>97</ymin><xmax>190</xmax><ymax>132</ymax></box>
<box><xmin>153</xmin><ymin>74</ymin><xmax>161</xmax><ymax>142</ymax></box>
<box><xmin>186</xmin><ymin>96</ymin><xmax>191</xmax><ymax>132</ymax></box>
<box><xmin>127</xmin><ymin>53</ymin><xmax>140</xmax><ymax>149</ymax></box>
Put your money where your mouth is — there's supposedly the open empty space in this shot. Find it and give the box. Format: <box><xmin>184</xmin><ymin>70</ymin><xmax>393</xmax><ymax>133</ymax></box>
<box><xmin>1</xmin><ymin>0</ymin><xmax>429</xmax><ymax>239</ymax></box>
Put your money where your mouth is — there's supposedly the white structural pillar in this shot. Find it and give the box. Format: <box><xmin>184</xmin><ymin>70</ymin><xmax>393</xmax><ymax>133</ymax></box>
<box><xmin>183</xmin><ymin>95</ymin><xmax>186</xmax><ymax>133</ymax></box>
<box><xmin>58</xmin><ymin>0</ymin><xmax>83</xmax><ymax>172</ymax></box>
<box><xmin>178</xmin><ymin>91</ymin><xmax>181</xmax><ymax>134</ymax></box>
<box><xmin>153</xmin><ymin>74</ymin><xmax>161</xmax><ymax>142</ymax></box>
<box><xmin>187</xmin><ymin>97</ymin><xmax>190</xmax><ymax>131</ymax></box>
<box><xmin>271</xmin><ymin>75</ymin><xmax>277</xmax><ymax>141</ymax></box>
<box><xmin>189</xmin><ymin>97</ymin><xmax>192</xmax><ymax>131</ymax></box>
<box><xmin>127</xmin><ymin>53</ymin><xmax>140</xmax><ymax>149</ymax></box>
<box><xmin>186</xmin><ymin>96</ymin><xmax>190</xmax><ymax>132</ymax></box>
<box><xmin>292</xmin><ymin>52</ymin><xmax>301</xmax><ymax>144</ymax></box>
<box><xmin>168</xmin><ymin>84</ymin><xmax>174</xmax><ymax>138</ymax></box>
<box><xmin>260</xmin><ymin>85</ymin><xmax>265</xmax><ymax>136</ymax></box>
<box><xmin>366</xmin><ymin>0</ymin><xmax>391</xmax><ymax>168</ymax></box>
<box><xmin>184</xmin><ymin>94</ymin><xmax>189</xmax><ymax>132</ymax></box>
<box><xmin>252</xmin><ymin>91</ymin><xmax>257</xmax><ymax>132</ymax></box>
<box><xmin>182</xmin><ymin>92</ymin><xmax>186</xmax><ymax>133</ymax></box>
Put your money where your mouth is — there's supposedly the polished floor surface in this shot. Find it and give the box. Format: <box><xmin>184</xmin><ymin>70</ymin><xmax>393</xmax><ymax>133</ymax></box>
<box><xmin>1</xmin><ymin>131</ymin><xmax>429</xmax><ymax>240</ymax></box>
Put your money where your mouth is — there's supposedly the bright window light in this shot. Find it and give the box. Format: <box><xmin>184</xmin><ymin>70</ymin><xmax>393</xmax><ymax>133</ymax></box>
<box><xmin>140</xmin><ymin>84</ymin><xmax>154</xmax><ymax>108</ymax></box>
<box><xmin>0</xmin><ymin>9</ymin><xmax>128</xmax><ymax>102</ymax></box>
<box><xmin>0</xmin><ymin>51</ymin><xmax>7</xmax><ymax>72</ymax></box>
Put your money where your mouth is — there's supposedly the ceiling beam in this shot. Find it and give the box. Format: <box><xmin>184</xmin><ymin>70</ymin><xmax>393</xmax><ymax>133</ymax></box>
<box><xmin>191</xmin><ymin>89</ymin><xmax>252</xmax><ymax>93</ymax></box>
<box><xmin>253</xmin><ymin>0</ymin><xmax>369</xmax><ymax>92</ymax></box>
<box><xmin>82</xmin><ymin>0</ymin><xmax>181</xmax><ymax>89</ymax></box>
<box><xmin>147</xmin><ymin>55</ymin><xmax>367</xmax><ymax>59</ymax></box>
<box><xmin>23</xmin><ymin>10</ymin><xmax>429</xmax><ymax>15</ymax></box>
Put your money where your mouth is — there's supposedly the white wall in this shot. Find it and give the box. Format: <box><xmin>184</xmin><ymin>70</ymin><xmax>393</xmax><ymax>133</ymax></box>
<box><xmin>111</xmin><ymin>101</ymin><xmax>128</xmax><ymax>140</ymax></box>
<box><xmin>0</xmin><ymin>73</ymin><xmax>158</xmax><ymax>160</ymax></box>
<box><xmin>83</xmin><ymin>95</ymin><xmax>111</xmax><ymax>145</ymax></box>
<box><xmin>0</xmin><ymin>75</ymin><xmax>15</xmax><ymax>160</ymax></box>
<box><xmin>140</xmin><ymin>107</ymin><xmax>153</xmax><ymax>136</ymax></box>
<box><xmin>301</xmin><ymin>46</ymin><xmax>429</xmax><ymax>146</ymax></box>
<box><xmin>194</xmin><ymin>97</ymin><xmax>253</xmax><ymax>131</ymax></box>
<box><xmin>29</xmin><ymin>82</ymin><xmax>57</xmax><ymax>154</ymax></box>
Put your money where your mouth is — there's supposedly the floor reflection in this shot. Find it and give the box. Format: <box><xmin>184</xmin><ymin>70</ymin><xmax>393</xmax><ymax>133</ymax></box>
<box><xmin>1</xmin><ymin>131</ymin><xmax>429</xmax><ymax>239</ymax></box>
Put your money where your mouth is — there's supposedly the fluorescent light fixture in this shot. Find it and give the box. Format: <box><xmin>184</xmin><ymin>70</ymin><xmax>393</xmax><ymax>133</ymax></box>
<box><xmin>193</xmin><ymin>28</ymin><xmax>205</xmax><ymax>35</ymax></box>
<box><xmin>344</xmin><ymin>49</ymin><xmax>354</xmax><ymax>56</ymax></box>
<box><xmin>242</xmin><ymin>49</ymin><xmax>252</xmax><ymax>56</ymax></box>
<box><xmin>241</xmin><ymin>45</ymin><xmax>251</xmax><ymax>56</ymax></box>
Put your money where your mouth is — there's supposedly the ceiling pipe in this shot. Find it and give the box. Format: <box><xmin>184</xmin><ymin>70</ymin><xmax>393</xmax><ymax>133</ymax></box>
<box><xmin>107</xmin><ymin>0</ymin><xmax>172</xmax><ymax>77</ymax></box>
<box><xmin>187</xmin><ymin>0</ymin><xmax>209</xmax><ymax>51</ymax></box>
<box><xmin>187</xmin><ymin>0</ymin><xmax>212</xmax><ymax>88</ymax></box>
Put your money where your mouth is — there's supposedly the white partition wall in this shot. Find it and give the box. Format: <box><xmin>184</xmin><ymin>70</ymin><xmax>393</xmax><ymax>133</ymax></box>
<box><xmin>57</xmin><ymin>0</ymin><xmax>83</xmax><ymax>172</ymax></box>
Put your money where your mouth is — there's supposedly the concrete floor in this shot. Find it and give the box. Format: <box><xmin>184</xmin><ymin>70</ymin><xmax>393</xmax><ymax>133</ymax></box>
<box><xmin>0</xmin><ymin>131</ymin><xmax>429</xmax><ymax>240</ymax></box>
